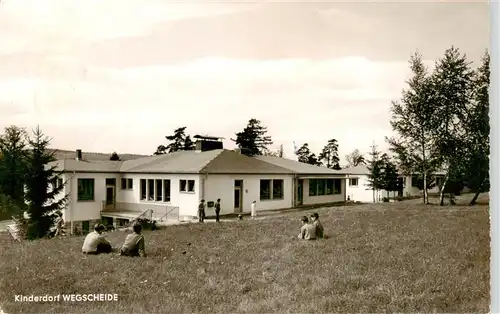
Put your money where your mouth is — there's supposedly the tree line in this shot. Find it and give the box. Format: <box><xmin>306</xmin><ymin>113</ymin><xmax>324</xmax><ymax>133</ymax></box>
<box><xmin>0</xmin><ymin>46</ymin><xmax>489</xmax><ymax>241</ymax></box>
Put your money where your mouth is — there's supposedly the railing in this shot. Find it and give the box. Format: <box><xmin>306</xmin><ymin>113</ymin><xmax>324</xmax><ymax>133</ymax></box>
<box><xmin>156</xmin><ymin>206</ymin><xmax>180</xmax><ymax>222</ymax></box>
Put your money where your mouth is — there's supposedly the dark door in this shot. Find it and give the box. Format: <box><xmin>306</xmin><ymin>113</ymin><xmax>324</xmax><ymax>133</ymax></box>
<box><xmin>106</xmin><ymin>187</ymin><xmax>114</xmax><ymax>205</ymax></box>
<box><xmin>234</xmin><ymin>188</ymin><xmax>241</xmax><ymax>212</ymax></box>
<box><xmin>234</xmin><ymin>180</ymin><xmax>243</xmax><ymax>213</ymax></box>
<box><xmin>297</xmin><ymin>179</ymin><xmax>303</xmax><ymax>205</ymax></box>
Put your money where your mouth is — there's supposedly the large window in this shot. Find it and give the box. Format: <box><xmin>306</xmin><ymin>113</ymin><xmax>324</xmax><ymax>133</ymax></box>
<box><xmin>77</xmin><ymin>179</ymin><xmax>94</xmax><ymax>201</ymax></box>
<box><xmin>163</xmin><ymin>180</ymin><xmax>171</xmax><ymax>202</ymax></box>
<box><xmin>349</xmin><ymin>178</ymin><xmax>358</xmax><ymax>186</ymax></box>
<box><xmin>309</xmin><ymin>179</ymin><xmax>342</xmax><ymax>196</ymax></box>
<box><xmin>260</xmin><ymin>179</ymin><xmax>284</xmax><ymax>201</ymax></box>
<box><xmin>156</xmin><ymin>180</ymin><xmax>163</xmax><ymax>201</ymax></box>
<box><xmin>140</xmin><ymin>179</ymin><xmax>146</xmax><ymax>200</ymax></box>
<box><xmin>180</xmin><ymin>179</ymin><xmax>195</xmax><ymax>193</ymax></box>
<box><xmin>148</xmin><ymin>179</ymin><xmax>154</xmax><ymax>200</ymax></box>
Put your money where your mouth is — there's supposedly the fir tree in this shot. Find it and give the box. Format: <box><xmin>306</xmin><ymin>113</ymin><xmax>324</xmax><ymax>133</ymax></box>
<box><xmin>366</xmin><ymin>144</ymin><xmax>384</xmax><ymax>203</ymax></box>
<box><xmin>22</xmin><ymin>127</ymin><xmax>67</xmax><ymax>240</ymax></box>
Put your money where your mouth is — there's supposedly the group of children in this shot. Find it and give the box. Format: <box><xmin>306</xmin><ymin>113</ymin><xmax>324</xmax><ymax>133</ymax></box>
<box><xmin>298</xmin><ymin>213</ymin><xmax>324</xmax><ymax>240</ymax></box>
<box><xmin>81</xmin><ymin>223</ymin><xmax>146</xmax><ymax>257</ymax></box>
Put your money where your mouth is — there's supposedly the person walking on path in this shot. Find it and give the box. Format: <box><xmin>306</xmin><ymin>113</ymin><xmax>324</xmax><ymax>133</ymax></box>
<box><xmin>198</xmin><ymin>199</ymin><xmax>206</xmax><ymax>223</ymax></box>
<box><xmin>215</xmin><ymin>198</ymin><xmax>221</xmax><ymax>222</ymax></box>
<box><xmin>251</xmin><ymin>200</ymin><xmax>257</xmax><ymax>219</ymax></box>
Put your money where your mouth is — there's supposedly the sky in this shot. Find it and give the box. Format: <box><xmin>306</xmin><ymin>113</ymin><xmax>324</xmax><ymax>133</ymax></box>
<box><xmin>0</xmin><ymin>0</ymin><xmax>489</xmax><ymax>164</ymax></box>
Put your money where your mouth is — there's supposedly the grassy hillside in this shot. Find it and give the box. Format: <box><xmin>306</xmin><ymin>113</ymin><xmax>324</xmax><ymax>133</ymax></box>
<box><xmin>0</xmin><ymin>202</ymin><xmax>490</xmax><ymax>313</ymax></box>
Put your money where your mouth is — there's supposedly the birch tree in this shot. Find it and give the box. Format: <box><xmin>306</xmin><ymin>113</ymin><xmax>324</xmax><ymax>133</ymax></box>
<box><xmin>386</xmin><ymin>52</ymin><xmax>440</xmax><ymax>204</ymax></box>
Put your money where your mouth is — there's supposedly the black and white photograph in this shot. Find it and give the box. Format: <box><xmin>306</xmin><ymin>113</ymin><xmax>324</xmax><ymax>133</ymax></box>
<box><xmin>0</xmin><ymin>0</ymin><xmax>492</xmax><ymax>313</ymax></box>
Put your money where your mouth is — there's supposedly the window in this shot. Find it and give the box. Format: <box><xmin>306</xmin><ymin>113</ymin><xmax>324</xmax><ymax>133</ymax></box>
<box><xmin>180</xmin><ymin>179</ymin><xmax>195</xmax><ymax>193</ymax></box>
<box><xmin>163</xmin><ymin>180</ymin><xmax>171</xmax><ymax>202</ymax></box>
<box><xmin>317</xmin><ymin>179</ymin><xmax>325</xmax><ymax>196</ymax></box>
<box><xmin>272</xmin><ymin>180</ymin><xmax>284</xmax><ymax>199</ymax></box>
<box><xmin>260</xmin><ymin>180</ymin><xmax>271</xmax><ymax>200</ymax></box>
<box><xmin>349</xmin><ymin>178</ymin><xmax>358</xmax><ymax>186</ymax></box>
<box><xmin>122</xmin><ymin>178</ymin><xmax>133</xmax><ymax>190</ymax></box>
<box><xmin>188</xmin><ymin>180</ymin><xmax>195</xmax><ymax>192</ymax></box>
<box><xmin>77</xmin><ymin>179</ymin><xmax>94</xmax><ymax>201</ymax></box>
<box><xmin>309</xmin><ymin>179</ymin><xmax>317</xmax><ymax>196</ymax></box>
<box><xmin>334</xmin><ymin>179</ymin><xmax>342</xmax><ymax>194</ymax></box>
<box><xmin>148</xmin><ymin>179</ymin><xmax>154</xmax><ymax>200</ymax></box>
<box><xmin>180</xmin><ymin>180</ymin><xmax>187</xmax><ymax>192</ymax></box>
<box><xmin>105</xmin><ymin>178</ymin><xmax>116</xmax><ymax>186</ymax></box>
<box><xmin>326</xmin><ymin>179</ymin><xmax>334</xmax><ymax>195</ymax></box>
<box><xmin>140</xmin><ymin>179</ymin><xmax>146</xmax><ymax>200</ymax></box>
<box><xmin>156</xmin><ymin>180</ymin><xmax>163</xmax><ymax>201</ymax></box>
<box><xmin>309</xmin><ymin>179</ymin><xmax>342</xmax><ymax>196</ymax></box>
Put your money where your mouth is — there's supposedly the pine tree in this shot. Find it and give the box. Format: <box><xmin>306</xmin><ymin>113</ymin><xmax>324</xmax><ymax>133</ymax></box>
<box><xmin>318</xmin><ymin>139</ymin><xmax>341</xmax><ymax>170</ymax></box>
<box><xmin>233</xmin><ymin>118</ymin><xmax>273</xmax><ymax>156</ymax></box>
<box><xmin>22</xmin><ymin>127</ymin><xmax>67</xmax><ymax>240</ymax></box>
<box><xmin>155</xmin><ymin>127</ymin><xmax>195</xmax><ymax>154</ymax></box>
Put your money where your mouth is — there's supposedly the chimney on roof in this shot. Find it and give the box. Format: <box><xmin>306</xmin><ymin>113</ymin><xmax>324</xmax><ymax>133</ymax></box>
<box><xmin>76</xmin><ymin>149</ymin><xmax>82</xmax><ymax>161</ymax></box>
<box><xmin>194</xmin><ymin>135</ymin><xmax>224</xmax><ymax>152</ymax></box>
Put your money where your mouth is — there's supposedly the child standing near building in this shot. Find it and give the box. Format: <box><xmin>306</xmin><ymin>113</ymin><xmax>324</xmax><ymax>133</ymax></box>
<box><xmin>251</xmin><ymin>200</ymin><xmax>257</xmax><ymax>219</ymax></box>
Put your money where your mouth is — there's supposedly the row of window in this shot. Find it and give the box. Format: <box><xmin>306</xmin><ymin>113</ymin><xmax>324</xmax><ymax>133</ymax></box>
<box><xmin>309</xmin><ymin>179</ymin><xmax>342</xmax><ymax>196</ymax></box>
<box><xmin>139</xmin><ymin>179</ymin><xmax>172</xmax><ymax>202</ymax></box>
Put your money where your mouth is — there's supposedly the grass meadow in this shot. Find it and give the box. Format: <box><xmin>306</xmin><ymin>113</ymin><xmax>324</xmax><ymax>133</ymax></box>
<box><xmin>0</xmin><ymin>196</ymin><xmax>490</xmax><ymax>313</ymax></box>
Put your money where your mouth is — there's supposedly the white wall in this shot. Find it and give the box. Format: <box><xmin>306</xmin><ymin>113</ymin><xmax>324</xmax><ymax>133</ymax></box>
<box><xmin>302</xmin><ymin>178</ymin><xmax>345</xmax><ymax>205</ymax></box>
<box><xmin>65</xmin><ymin>172</ymin><xmax>119</xmax><ymax>222</ymax></box>
<box><xmin>203</xmin><ymin>174</ymin><xmax>294</xmax><ymax>215</ymax></box>
<box><xmin>346</xmin><ymin>175</ymin><xmax>387</xmax><ymax>203</ymax></box>
<box><xmin>117</xmin><ymin>173</ymin><xmax>201</xmax><ymax>217</ymax></box>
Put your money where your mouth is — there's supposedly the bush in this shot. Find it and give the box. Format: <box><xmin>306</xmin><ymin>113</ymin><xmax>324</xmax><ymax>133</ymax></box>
<box><xmin>135</xmin><ymin>218</ymin><xmax>158</xmax><ymax>231</ymax></box>
<box><xmin>383</xmin><ymin>197</ymin><xmax>390</xmax><ymax>203</ymax></box>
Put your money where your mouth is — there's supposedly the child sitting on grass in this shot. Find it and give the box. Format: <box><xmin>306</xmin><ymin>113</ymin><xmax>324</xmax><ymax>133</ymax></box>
<box><xmin>310</xmin><ymin>213</ymin><xmax>324</xmax><ymax>239</ymax></box>
<box><xmin>120</xmin><ymin>224</ymin><xmax>146</xmax><ymax>257</ymax></box>
<box><xmin>297</xmin><ymin>216</ymin><xmax>316</xmax><ymax>240</ymax></box>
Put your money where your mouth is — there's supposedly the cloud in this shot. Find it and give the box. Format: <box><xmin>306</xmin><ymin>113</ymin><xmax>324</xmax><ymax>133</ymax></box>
<box><xmin>0</xmin><ymin>56</ymin><xmax>424</xmax><ymax>160</ymax></box>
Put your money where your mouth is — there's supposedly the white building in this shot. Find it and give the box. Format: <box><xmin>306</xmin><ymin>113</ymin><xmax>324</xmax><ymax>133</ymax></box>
<box><xmin>339</xmin><ymin>165</ymin><xmax>462</xmax><ymax>203</ymax></box>
<box><xmin>339</xmin><ymin>165</ymin><xmax>388</xmax><ymax>203</ymax></box>
<box><xmin>49</xmin><ymin>139</ymin><xmax>347</xmax><ymax>234</ymax></box>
